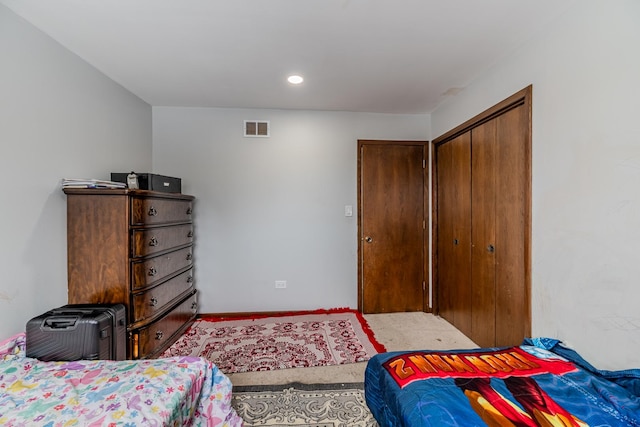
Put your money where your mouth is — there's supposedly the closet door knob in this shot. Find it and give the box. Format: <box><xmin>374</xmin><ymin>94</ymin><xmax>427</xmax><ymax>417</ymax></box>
<box><xmin>487</xmin><ymin>244</ymin><xmax>495</xmax><ymax>253</ymax></box>
<box><xmin>365</xmin><ymin>236</ymin><xmax>373</xmax><ymax>243</ymax></box>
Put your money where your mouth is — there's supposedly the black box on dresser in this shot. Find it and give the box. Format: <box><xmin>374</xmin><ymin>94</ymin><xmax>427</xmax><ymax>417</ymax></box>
<box><xmin>110</xmin><ymin>173</ymin><xmax>182</xmax><ymax>193</ymax></box>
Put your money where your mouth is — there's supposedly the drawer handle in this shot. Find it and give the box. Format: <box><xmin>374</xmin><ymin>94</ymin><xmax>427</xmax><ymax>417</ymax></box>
<box><xmin>191</xmin><ymin>301</ymin><xmax>197</xmax><ymax>312</ymax></box>
<box><xmin>148</xmin><ymin>206</ymin><xmax>158</xmax><ymax>216</ymax></box>
<box><xmin>149</xmin><ymin>236</ymin><xmax>159</xmax><ymax>247</ymax></box>
<box><xmin>132</xmin><ymin>333</ymin><xmax>139</xmax><ymax>359</ymax></box>
<box><xmin>186</xmin><ymin>253</ymin><xmax>193</xmax><ymax>261</ymax></box>
<box><xmin>186</xmin><ymin>207</ymin><xmax>192</xmax><ymax>215</ymax></box>
<box><xmin>187</xmin><ymin>276</ymin><xmax>193</xmax><ymax>283</ymax></box>
<box><xmin>187</xmin><ymin>230</ymin><xmax>194</xmax><ymax>238</ymax></box>
<box><xmin>155</xmin><ymin>330</ymin><xmax>164</xmax><ymax>340</ymax></box>
<box><xmin>150</xmin><ymin>297</ymin><xmax>158</xmax><ymax>306</ymax></box>
<box><xmin>148</xmin><ymin>266</ymin><xmax>157</xmax><ymax>276</ymax></box>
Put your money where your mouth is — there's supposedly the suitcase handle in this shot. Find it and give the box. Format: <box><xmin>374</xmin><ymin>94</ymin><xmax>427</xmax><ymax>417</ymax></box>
<box><xmin>43</xmin><ymin>316</ymin><xmax>78</xmax><ymax>329</ymax></box>
<box><xmin>50</xmin><ymin>308</ymin><xmax>98</xmax><ymax>317</ymax></box>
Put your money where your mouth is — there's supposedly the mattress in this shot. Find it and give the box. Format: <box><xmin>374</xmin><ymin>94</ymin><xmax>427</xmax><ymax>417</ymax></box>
<box><xmin>0</xmin><ymin>333</ymin><xmax>243</xmax><ymax>426</ymax></box>
<box><xmin>365</xmin><ymin>337</ymin><xmax>640</xmax><ymax>426</ymax></box>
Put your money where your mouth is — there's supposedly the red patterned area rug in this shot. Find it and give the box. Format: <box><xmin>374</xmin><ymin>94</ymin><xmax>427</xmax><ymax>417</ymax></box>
<box><xmin>161</xmin><ymin>308</ymin><xmax>386</xmax><ymax>374</ymax></box>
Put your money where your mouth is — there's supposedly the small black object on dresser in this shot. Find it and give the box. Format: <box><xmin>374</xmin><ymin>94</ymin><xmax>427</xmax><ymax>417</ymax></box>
<box><xmin>26</xmin><ymin>304</ymin><xmax>126</xmax><ymax>361</ymax></box>
<box><xmin>110</xmin><ymin>173</ymin><xmax>181</xmax><ymax>193</ymax></box>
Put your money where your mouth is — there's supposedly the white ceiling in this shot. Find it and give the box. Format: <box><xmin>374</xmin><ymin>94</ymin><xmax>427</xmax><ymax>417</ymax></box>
<box><xmin>2</xmin><ymin>0</ymin><xmax>578</xmax><ymax>114</ymax></box>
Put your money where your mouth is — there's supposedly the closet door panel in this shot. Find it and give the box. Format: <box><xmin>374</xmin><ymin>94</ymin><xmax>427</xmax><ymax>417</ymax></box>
<box><xmin>436</xmin><ymin>132</ymin><xmax>472</xmax><ymax>337</ymax></box>
<box><xmin>450</xmin><ymin>134</ymin><xmax>473</xmax><ymax>337</ymax></box>
<box><xmin>436</xmin><ymin>142</ymin><xmax>455</xmax><ymax>325</ymax></box>
<box><xmin>495</xmin><ymin>105</ymin><xmax>529</xmax><ymax>346</ymax></box>
<box><xmin>471</xmin><ymin>120</ymin><xmax>498</xmax><ymax>348</ymax></box>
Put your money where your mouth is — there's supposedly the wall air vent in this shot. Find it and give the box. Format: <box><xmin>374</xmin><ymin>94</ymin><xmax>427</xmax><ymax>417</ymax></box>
<box><xmin>244</xmin><ymin>120</ymin><xmax>270</xmax><ymax>137</ymax></box>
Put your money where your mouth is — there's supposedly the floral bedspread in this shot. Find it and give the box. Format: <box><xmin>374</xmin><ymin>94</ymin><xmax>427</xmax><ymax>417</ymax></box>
<box><xmin>0</xmin><ymin>333</ymin><xmax>243</xmax><ymax>426</ymax></box>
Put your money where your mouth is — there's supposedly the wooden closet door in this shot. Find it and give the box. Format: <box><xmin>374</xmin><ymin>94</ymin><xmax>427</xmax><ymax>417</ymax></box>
<box><xmin>436</xmin><ymin>132</ymin><xmax>472</xmax><ymax>337</ymax></box>
<box><xmin>471</xmin><ymin>120</ymin><xmax>498</xmax><ymax>348</ymax></box>
<box><xmin>434</xmin><ymin>86</ymin><xmax>531</xmax><ymax>348</ymax></box>
<box><xmin>494</xmin><ymin>105</ymin><xmax>528</xmax><ymax>346</ymax></box>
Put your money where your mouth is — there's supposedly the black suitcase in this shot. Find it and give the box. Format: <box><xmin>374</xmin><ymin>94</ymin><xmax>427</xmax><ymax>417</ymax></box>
<box><xmin>26</xmin><ymin>304</ymin><xmax>126</xmax><ymax>361</ymax></box>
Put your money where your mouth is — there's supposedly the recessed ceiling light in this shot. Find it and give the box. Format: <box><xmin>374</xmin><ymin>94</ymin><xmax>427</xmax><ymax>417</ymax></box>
<box><xmin>287</xmin><ymin>75</ymin><xmax>304</xmax><ymax>85</ymax></box>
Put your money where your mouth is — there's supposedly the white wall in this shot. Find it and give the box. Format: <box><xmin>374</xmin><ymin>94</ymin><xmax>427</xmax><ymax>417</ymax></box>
<box><xmin>0</xmin><ymin>5</ymin><xmax>152</xmax><ymax>339</ymax></box>
<box><xmin>153</xmin><ymin>107</ymin><xmax>429</xmax><ymax>314</ymax></box>
<box><xmin>431</xmin><ymin>0</ymin><xmax>640</xmax><ymax>369</ymax></box>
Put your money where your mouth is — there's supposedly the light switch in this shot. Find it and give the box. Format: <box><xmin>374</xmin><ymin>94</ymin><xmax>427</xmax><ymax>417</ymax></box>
<box><xmin>345</xmin><ymin>205</ymin><xmax>353</xmax><ymax>217</ymax></box>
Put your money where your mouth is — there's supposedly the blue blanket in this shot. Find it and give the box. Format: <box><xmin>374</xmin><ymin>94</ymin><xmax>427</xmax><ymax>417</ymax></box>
<box><xmin>364</xmin><ymin>338</ymin><xmax>640</xmax><ymax>426</ymax></box>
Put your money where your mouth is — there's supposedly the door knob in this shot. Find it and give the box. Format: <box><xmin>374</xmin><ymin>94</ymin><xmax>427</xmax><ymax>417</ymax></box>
<box><xmin>365</xmin><ymin>236</ymin><xmax>373</xmax><ymax>243</ymax></box>
<box><xmin>487</xmin><ymin>244</ymin><xmax>495</xmax><ymax>253</ymax></box>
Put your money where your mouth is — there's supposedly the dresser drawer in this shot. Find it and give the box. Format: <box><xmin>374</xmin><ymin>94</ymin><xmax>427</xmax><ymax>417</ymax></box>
<box><xmin>130</xmin><ymin>291</ymin><xmax>198</xmax><ymax>359</ymax></box>
<box><xmin>131</xmin><ymin>246</ymin><xmax>193</xmax><ymax>290</ymax></box>
<box><xmin>131</xmin><ymin>269</ymin><xmax>194</xmax><ymax>323</ymax></box>
<box><xmin>130</xmin><ymin>197</ymin><xmax>193</xmax><ymax>226</ymax></box>
<box><xmin>131</xmin><ymin>224</ymin><xmax>193</xmax><ymax>257</ymax></box>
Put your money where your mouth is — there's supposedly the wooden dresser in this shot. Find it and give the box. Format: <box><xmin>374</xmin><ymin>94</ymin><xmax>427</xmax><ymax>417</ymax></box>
<box><xmin>63</xmin><ymin>188</ymin><xmax>198</xmax><ymax>359</ymax></box>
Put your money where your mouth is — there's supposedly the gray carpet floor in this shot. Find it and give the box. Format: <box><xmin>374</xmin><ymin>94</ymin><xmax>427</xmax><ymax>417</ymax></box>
<box><xmin>227</xmin><ymin>312</ymin><xmax>477</xmax><ymax>386</ymax></box>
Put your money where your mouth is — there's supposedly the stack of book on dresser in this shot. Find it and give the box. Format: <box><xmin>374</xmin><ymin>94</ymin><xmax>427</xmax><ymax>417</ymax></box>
<box><xmin>61</xmin><ymin>178</ymin><xmax>126</xmax><ymax>189</ymax></box>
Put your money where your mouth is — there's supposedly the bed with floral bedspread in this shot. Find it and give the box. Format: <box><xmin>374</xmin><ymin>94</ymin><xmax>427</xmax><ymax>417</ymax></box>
<box><xmin>0</xmin><ymin>333</ymin><xmax>243</xmax><ymax>426</ymax></box>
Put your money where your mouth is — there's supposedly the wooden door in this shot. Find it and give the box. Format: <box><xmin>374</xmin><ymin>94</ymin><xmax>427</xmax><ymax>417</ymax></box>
<box><xmin>471</xmin><ymin>119</ymin><xmax>498</xmax><ymax>348</ymax></box>
<box><xmin>359</xmin><ymin>140</ymin><xmax>427</xmax><ymax>313</ymax></box>
<box><xmin>494</xmin><ymin>105</ymin><xmax>529</xmax><ymax>346</ymax></box>
<box><xmin>470</xmin><ymin>105</ymin><xmax>529</xmax><ymax>347</ymax></box>
<box><xmin>436</xmin><ymin>132</ymin><xmax>472</xmax><ymax>337</ymax></box>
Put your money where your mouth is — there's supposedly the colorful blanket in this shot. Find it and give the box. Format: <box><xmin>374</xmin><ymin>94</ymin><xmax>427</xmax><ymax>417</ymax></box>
<box><xmin>0</xmin><ymin>333</ymin><xmax>243</xmax><ymax>426</ymax></box>
<box><xmin>365</xmin><ymin>338</ymin><xmax>640</xmax><ymax>426</ymax></box>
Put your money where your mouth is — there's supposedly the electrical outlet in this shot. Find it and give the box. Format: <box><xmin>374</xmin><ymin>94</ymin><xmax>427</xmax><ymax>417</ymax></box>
<box><xmin>275</xmin><ymin>280</ymin><xmax>287</xmax><ymax>289</ymax></box>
